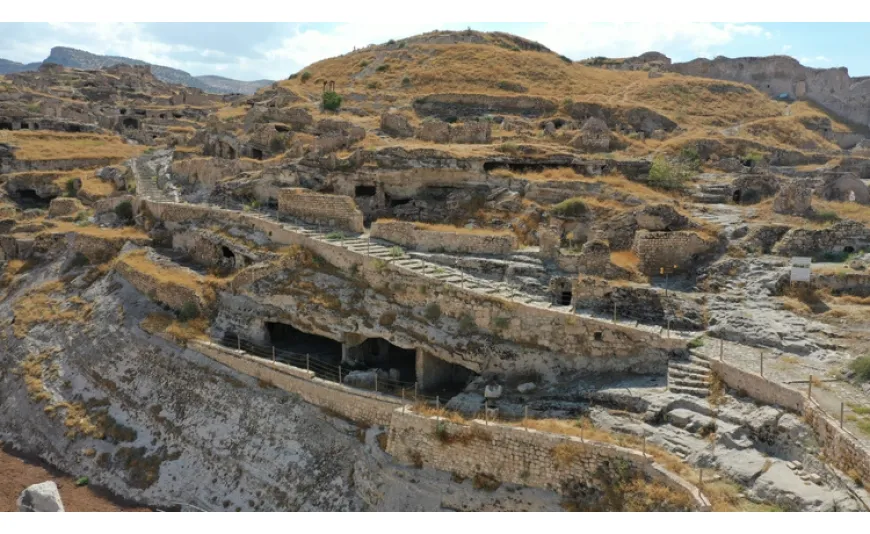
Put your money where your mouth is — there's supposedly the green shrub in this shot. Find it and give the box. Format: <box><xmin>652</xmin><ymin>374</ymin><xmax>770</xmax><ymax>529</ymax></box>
<box><xmin>551</xmin><ymin>197</ymin><xmax>588</xmax><ymax>218</ymax></box>
<box><xmin>70</xmin><ymin>252</ymin><xmax>90</xmax><ymax>269</ymax></box>
<box><xmin>424</xmin><ymin>302</ymin><xmax>442</xmax><ymax>323</ymax></box>
<box><xmin>359</xmin><ymin>60</ymin><xmax>370</xmax><ymax>68</ymax></box>
<box><xmin>401</xmin><ymin>76</ymin><xmax>411</xmax><ymax>87</ymax></box>
<box><xmin>178</xmin><ymin>301</ymin><xmax>200</xmax><ymax>322</ymax></box>
<box><xmin>389</xmin><ymin>246</ymin><xmax>403</xmax><ymax>258</ymax></box>
<box><xmin>496</xmin><ymin>142</ymin><xmax>519</xmax><ymax>155</ymax></box>
<box><xmin>114</xmin><ymin>200</ymin><xmax>134</xmax><ymax>222</ymax></box>
<box><xmin>688</xmin><ymin>336</ymin><xmax>705</xmax><ymax>349</ymax></box>
<box><xmin>850</xmin><ymin>356</ymin><xmax>870</xmax><ymax>382</ymax></box>
<box><xmin>558</xmin><ymin>55</ymin><xmax>573</xmax><ymax>64</ymax></box>
<box><xmin>325</xmin><ymin>231</ymin><xmax>345</xmax><ymax>240</ymax></box>
<box><xmin>322</xmin><ymin>91</ymin><xmax>342</xmax><ymax>111</ymax></box>
<box><xmin>647</xmin><ymin>157</ymin><xmax>693</xmax><ymax>191</ymax></box>
<box><xmin>811</xmin><ymin>210</ymin><xmax>840</xmax><ymax>223</ymax></box>
<box><xmin>376</xmin><ymin>64</ymin><xmax>390</xmax><ymax>73</ymax></box>
<box><xmin>458</xmin><ymin>313</ymin><xmax>476</xmax><ymax>335</ymax></box>
<box><xmin>366</xmin><ymin>81</ymin><xmax>380</xmax><ymax>90</ymax></box>
<box><xmin>300</xmin><ymin>71</ymin><xmax>312</xmax><ymax>83</ymax></box>
<box><xmin>75</xmin><ymin>476</ymin><xmax>89</xmax><ymax>487</ymax></box>
<box><xmin>386</xmin><ymin>39</ymin><xmax>396</xmax><ymax>46</ymax></box>
<box><xmin>65</xmin><ymin>178</ymin><xmax>78</xmax><ymax>197</ymax></box>
<box><xmin>492</xmin><ymin>316</ymin><xmax>509</xmax><ymax>330</ymax></box>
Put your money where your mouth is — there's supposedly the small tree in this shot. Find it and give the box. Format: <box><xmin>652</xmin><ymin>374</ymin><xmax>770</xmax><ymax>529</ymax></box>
<box><xmin>114</xmin><ymin>200</ymin><xmax>134</xmax><ymax>223</ymax></box>
<box><xmin>65</xmin><ymin>178</ymin><xmax>78</xmax><ymax>197</ymax></box>
<box><xmin>322</xmin><ymin>91</ymin><xmax>342</xmax><ymax>111</ymax></box>
<box><xmin>179</xmin><ymin>301</ymin><xmax>200</xmax><ymax>322</ymax></box>
<box><xmin>300</xmin><ymin>71</ymin><xmax>312</xmax><ymax>83</ymax></box>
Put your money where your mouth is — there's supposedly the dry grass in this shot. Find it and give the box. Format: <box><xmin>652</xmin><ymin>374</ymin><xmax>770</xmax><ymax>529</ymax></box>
<box><xmin>5</xmin><ymin>131</ymin><xmax>145</xmax><ymax>161</ymax></box>
<box><xmin>11</xmin><ymin>281</ymin><xmax>92</xmax><ymax>338</ymax></box>
<box><xmin>15</xmin><ymin>351</ymin><xmax>54</xmax><ymax>403</ymax></box>
<box><xmin>739</xmin><ymin>116</ymin><xmax>839</xmax><ymax>152</ymax></box>
<box><xmin>610</xmin><ymin>250</ymin><xmax>641</xmax><ymax>271</ymax></box>
<box><xmin>46</xmin><ymin>221</ymin><xmax>149</xmax><ymax>241</ymax></box>
<box><xmin>118</xmin><ymin>250</ymin><xmax>222</xmax><ymax>294</ymax></box>
<box><xmin>214</xmin><ymin>105</ymin><xmax>248</xmax><ymax>120</ymax></box>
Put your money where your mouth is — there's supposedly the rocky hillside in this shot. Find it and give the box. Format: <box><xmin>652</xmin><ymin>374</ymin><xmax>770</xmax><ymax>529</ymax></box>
<box><xmin>0</xmin><ymin>46</ymin><xmax>272</xmax><ymax>95</ymax></box>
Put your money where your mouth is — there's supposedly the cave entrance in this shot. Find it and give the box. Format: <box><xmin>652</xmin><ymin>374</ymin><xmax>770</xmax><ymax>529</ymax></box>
<box><xmin>251</xmin><ymin>148</ymin><xmax>264</xmax><ymax>160</ymax></box>
<box><xmin>350</xmin><ymin>338</ymin><xmax>418</xmax><ymax>383</ymax></box>
<box><xmin>385</xmin><ymin>193</ymin><xmax>411</xmax><ymax>208</ymax></box>
<box><xmin>0</xmin><ymin>122</ymin><xmax>13</xmax><ymax>130</ymax></box>
<box><xmin>15</xmin><ymin>189</ymin><xmax>52</xmax><ymax>209</ymax></box>
<box><xmin>355</xmin><ymin>185</ymin><xmax>377</xmax><ymax>197</ymax></box>
<box><xmin>559</xmin><ymin>290</ymin><xmax>573</xmax><ymax>306</ymax></box>
<box><xmin>844</xmin><ymin>246</ymin><xmax>855</xmax><ymax>254</ymax></box>
<box><xmin>122</xmin><ymin>117</ymin><xmax>139</xmax><ymax>130</ymax></box>
<box><xmin>732</xmin><ymin>189</ymin><xmax>742</xmax><ymax>203</ymax></box>
<box><xmin>225</xmin><ymin>145</ymin><xmax>236</xmax><ymax>159</ymax></box>
<box><xmin>221</xmin><ymin>246</ymin><xmax>235</xmax><ymax>259</ymax></box>
<box><xmin>416</xmin><ymin>351</ymin><xmax>476</xmax><ymax>397</ymax></box>
<box><xmin>265</xmin><ymin>322</ymin><xmax>342</xmax><ymax>365</ymax></box>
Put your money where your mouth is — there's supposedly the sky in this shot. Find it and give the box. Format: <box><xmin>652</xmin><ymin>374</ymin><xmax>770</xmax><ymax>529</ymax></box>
<box><xmin>1</xmin><ymin>22</ymin><xmax>869</xmax><ymax>82</ymax></box>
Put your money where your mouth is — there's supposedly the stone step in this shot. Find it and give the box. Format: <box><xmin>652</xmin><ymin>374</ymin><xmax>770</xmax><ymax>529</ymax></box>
<box><xmin>692</xmin><ymin>193</ymin><xmax>730</xmax><ymax>204</ymax></box>
<box><xmin>669</xmin><ymin>362</ymin><xmax>711</xmax><ymax>376</ymax></box>
<box><xmin>688</xmin><ymin>356</ymin><xmax>712</xmax><ymax>369</ymax></box>
<box><xmin>670</xmin><ymin>377</ymin><xmax>711</xmax><ymax>389</ymax></box>
<box><xmin>669</xmin><ymin>385</ymin><xmax>710</xmax><ymax>397</ymax></box>
<box><xmin>669</xmin><ymin>368</ymin><xmax>711</xmax><ymax>382</ymax></box>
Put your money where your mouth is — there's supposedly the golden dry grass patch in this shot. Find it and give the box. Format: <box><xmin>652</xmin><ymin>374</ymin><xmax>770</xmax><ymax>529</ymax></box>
<box><xmin>11</xmin><ymin>280</ymin><xmax>93</xmax><ymax>338</ymax></box>
<box><xmin>6</xmin><ymin>131</ymin><xmax>145</xmax><ymax>161</ymax></box>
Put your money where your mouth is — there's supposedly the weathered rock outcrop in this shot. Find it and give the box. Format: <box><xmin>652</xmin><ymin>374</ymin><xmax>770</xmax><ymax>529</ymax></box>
<box><xmin>413</xmin><ymin>93</ymin><xmax>557</xmax><ymax>120</ymax></box>
<box><xmin>568</xmin><ymin>102</ymin><xmax>677</xmax><ymax>136</ymax></box>
<box><xmin>671</xmin><ymin>55</ymin><xmax>870</xmax><ymax>129</ymax></box>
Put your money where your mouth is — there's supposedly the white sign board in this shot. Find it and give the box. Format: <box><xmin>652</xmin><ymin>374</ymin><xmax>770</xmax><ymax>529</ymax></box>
<box><xmin>790</xmin><ymin>257</ymin><xmax>812</xmax><ymax>282</ymax></box>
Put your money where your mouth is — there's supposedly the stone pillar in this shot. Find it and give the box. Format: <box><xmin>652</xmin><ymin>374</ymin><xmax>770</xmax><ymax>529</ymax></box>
<box><xmin>416</xmin><ymin>348</ymin><xmax>458</xmax><ymax>393</ymax></box>
<box><xmin>341</xmin><ymin>333</ymin><xmax>368</xmax><ymax>366</ymax></box>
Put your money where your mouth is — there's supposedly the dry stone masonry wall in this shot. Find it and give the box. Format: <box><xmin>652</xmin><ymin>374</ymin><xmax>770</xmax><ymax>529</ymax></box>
<box><xmin>277</xmin><ymin>188</ymin><xmax>365</xmax><ymax>233</ymax></box>
<box><xmin>370</xmin><ymin>220</ymin><xmax>518</xmax><ymax>255</ymax></box>
<box><xmin>386</xmin><ymin>408</ymin><xmax>710</xmax><ymax>510</ymax></box>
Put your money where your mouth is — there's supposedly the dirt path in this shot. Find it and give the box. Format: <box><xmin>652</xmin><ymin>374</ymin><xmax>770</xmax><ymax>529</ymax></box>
<box><xmin>0</xmin><ymin>448</ymin><xmax>150</xmax><ymax>512</ymax></box>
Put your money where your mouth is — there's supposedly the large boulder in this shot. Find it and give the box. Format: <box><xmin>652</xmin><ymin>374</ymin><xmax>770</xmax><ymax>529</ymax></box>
<box><xmin>417</xmin><ymin>120</ymin><xmax>450</xmax><ymax>143</ymax></box>
<box><xmin>818</xmin><ymin>172</ymin><xmax>870</xmax><ymax>204</ymax></box>
<box><xmin>47</xmin><ymin>197</ymin><xmax>84</xmax><ymax>218</ymax></box>
<box><xmin>380</xmin><ymin>112</ymin><xmax>414</xmax><ymax>138</ymax></box>
<box><xmin>17</xmin><ymin>481</ymin><xmax>65</xmax><ymax>512</ymax></box>
<box><xmin>635</xmin><ymin>203</ymin><xmax>689</xmax><ymax>231</ymax></box>
<box><xmin>342</xmin><ymin>369</ymin><xmax>389</xmax><ymax>389</ymax></box>
<box><xmin>570</xmin><ymin>117</ymin><xmax>610</xmax><ymax>153</ymax></box>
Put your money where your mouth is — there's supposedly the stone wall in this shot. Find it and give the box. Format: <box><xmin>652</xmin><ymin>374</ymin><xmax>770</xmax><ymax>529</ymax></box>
<box><xmin>370</xmin><ymin>220</ymin><xmax>518</xmax><ymax>255</ymax></box>
<box><xmin>191</xmin><ymin>340</ymin><xmax>403</xmax><ymax>426</ymax></box>
<box><xmin>632</xmin><ymin>231</ymin><xmax>717</xmax><ymax>275</ymax></box>
<box><xmin>773</xmin><ymin>221</ymin><xmax>870</xmax><ymax>258</ymax></box>
<box><xmin>710</xmin><ymin>357</ymin><xmax>870</xmax><ymax>488</ymax></box>
<box><xmin>142</xmin><ymin>200</ymin><xmax>686</xmax><ymax>377</ymax></box>
<box><xmin>412</xmin><ymin>93</ymin><xmax>557</xmax><ymax>119</ymax></box>
<box><xmin>277</xmin><ymin>188</ymin><xmax>364</xmax><ymax>233</ymax></box>
<box><xmin>386</xmin><ymin>408</ymin><xmax>710</xmax><ymax>510</ymax></box>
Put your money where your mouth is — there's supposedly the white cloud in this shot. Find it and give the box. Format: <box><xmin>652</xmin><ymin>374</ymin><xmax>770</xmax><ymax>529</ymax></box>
<box><xmin>782</xmin><ymin>44</ymin><xmax>793</xmax><ymax>52</ymax></box>
<box><xmin>516</xmin><ymin>22</ymin><xmax>766</xmax><ymax>61</ymax></box>
<box><xmin>799</xmin><ymin>55</ymin><xmax>831</xmax><ymax>67</ymax></box>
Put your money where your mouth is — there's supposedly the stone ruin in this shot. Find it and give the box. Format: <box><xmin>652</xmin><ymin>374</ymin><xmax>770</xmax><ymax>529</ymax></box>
<box><xmin>773</xmin><ymin>181</ymin><xmax>813</xmax><ymax>216</ymax></box>
<box><xmin>818</xmin><ymin>172</ymin><xmax>870</xmax><ymax>204</ymax></box>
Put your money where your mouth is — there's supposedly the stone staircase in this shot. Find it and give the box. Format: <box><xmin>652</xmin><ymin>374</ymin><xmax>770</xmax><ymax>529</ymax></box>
<box><xmin>668</xmin><ymin>350</ymin><xmax>712</xmax><ymax>397</ymax></box>
<box><xmin>691</xmin><ymin>183</ymin><xmax>732</xmax><ymax>204</ymax></box>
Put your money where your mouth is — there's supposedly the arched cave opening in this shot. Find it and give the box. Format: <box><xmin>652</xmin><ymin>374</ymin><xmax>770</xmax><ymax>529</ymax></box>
<box><xmin>559</xmin><ymin>289</ymin><xmax>573</xmax><ymax>306</ymax></box>
<box><xmin>122</xmin><ymin>117</ymin><xmax>139</xmax><ymax>130</ymax></box>
<box><xmin>349</xmin><ymin>338</ymin><xmax>418</xmax><ymax>383</ymax></box>
<box><xmin>221</xmin><ymin>246</ymin><xmax>235</xmax><ymax>259</ymax></box>
<box><xmin>15</xmin><ymin>189</ymin><xmax>52</xmax><ymax>209</ymax></box>
<box><xmin>355</xmin><ymin>185</ymin><xmax>377</xmax><ymax>197</ymax></box>
<box><xmin>251</xmin><ymin>148</ymin><xmax>264</xmax><ymax>160</ymax></box>
<box><xmin>844</xmin><ymin>246</ymin><xmax>855</xmax><ymax>254</ymax></box>
<box><xmin>0</xmin><ymin>122</ymin><xmax>12</xmax><ymax>130</ymax></box>
<box><xmin>732</xmin><ymin>189</ymin><xmax>742</xmax><ymax>203</ymax></box>
<box><xmin>265</xmin><ymin>321</ymin><xmax>343</xmax><ymax>366</ymax></box>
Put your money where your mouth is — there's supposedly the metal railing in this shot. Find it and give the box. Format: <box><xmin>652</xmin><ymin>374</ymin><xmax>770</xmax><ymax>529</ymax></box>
<box><xmin>218</xmin><ymin>334</ymin><xmax>438</xmax><ymax>403</ymax></box>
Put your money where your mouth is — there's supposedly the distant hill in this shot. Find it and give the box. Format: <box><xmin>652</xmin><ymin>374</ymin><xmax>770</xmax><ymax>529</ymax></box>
<box><xmin>195</xmin><ymin>75</ymin><xmax>272</xmax><ymax>95</ymax></box>
<box><xmin>0</xmin><ymin>58</ymin><xmax>41</xmax><ymax>75</ymax></box>
<box><xmin>0</xmin><ymin>46</ymin><xmax>273</xmax><ymax>95</ymax></box>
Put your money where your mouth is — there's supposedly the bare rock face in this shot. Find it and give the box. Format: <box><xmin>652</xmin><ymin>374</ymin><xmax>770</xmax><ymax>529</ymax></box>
<box><xmin>380</xmin><ymin>112</ymin><xmax>414</xmax><ymax>138</ymax></box>
<box><xmin>570</xmin><ymin>117</ymin><xmax>610</xmax><ymax>153</ymax></box>
<box><xmin>773</xmin><ymin>182</ymin><xmax>813</xmax><ymax>216</ymax></box>
<box><xmin>417</xmin><ymin>120</ymin><xmax>450</xmax><ymax>143</ymax></box>
<box><xmin>47</xmin><ymin>197</ymin><xmax>84</xmax><ymax>218</ymax></box>
<box><xmin>818</xmin><ymin>172</ymin><xmax>870</xmax><ymax>204</ymax></box>
<box><xmin>635</xmin><ymin>204</ymin><xmax>689</xmax><ymax>231</ymax></box>
<box><xmin>17</xmin><ymin>481</ymin><xmax>65</xmax><ymax>512</ymax></box>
